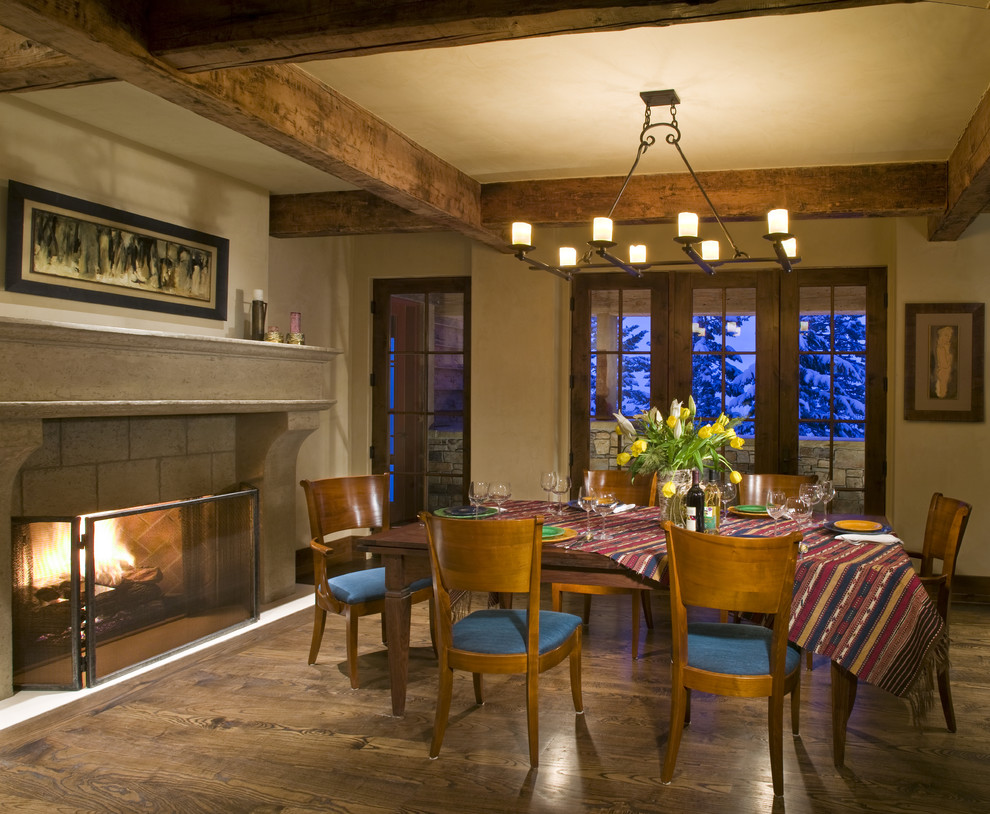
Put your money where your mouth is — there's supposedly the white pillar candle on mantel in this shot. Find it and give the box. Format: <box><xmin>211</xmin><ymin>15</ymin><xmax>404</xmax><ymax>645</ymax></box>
<box><xmin>252</xmin><ymin>289</ymin><xmax>264</xmax><ymax>302</ymax></box>
<box><xmin>511</xmin><ymin>221</ymin><xmax>532</xmax><ymax>246</ymax></box>
<box><xmin>593</xmin><ymin>217</ymin><xmax>613</xmax><ymax>242</ymax></box>
<box><xmin>701</xmin><ymin>240</ymin><xmax>720</xmax><ymax>261</ymax></box>
<box><xmin>629</xmin><ymin>244</ymin><xmax>647</xmax><ymax>264</ymax></box>
<box><xmin>559</xmin><ymin>247</ymin><xmax>578</xmax><ymax>267</ymax></box>
<box><xmin>782</xmin><ymin>238</ymin><xmax>798</xmax><ymax>258</ymax></box>
<box><xmin>767</xmin><ymin>209</ymin><xmax>789</xmax><ymax>235</ymax></box>
<box><xmin>678</xmin><ymin>212</ymin><xmax>699</xmax><ymax>239</ymax></box>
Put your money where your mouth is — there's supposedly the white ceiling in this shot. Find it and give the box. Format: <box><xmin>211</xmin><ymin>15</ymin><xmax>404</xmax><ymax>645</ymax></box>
<box><xmin>15</xmin><ymin>3</ymin><xmax>990</xmax><ymax>195</ymax></box>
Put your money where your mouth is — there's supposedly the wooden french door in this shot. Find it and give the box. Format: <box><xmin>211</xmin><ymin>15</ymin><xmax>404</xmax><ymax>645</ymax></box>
<box><xmin>570</xmin><ymin>267</ymin><xmax>887</xmax><ymax>513</ymax></box>
<box><xmin>372</xmin><ymin>278</ymin><xmax>471</xmax><ymax>524</ymax></box>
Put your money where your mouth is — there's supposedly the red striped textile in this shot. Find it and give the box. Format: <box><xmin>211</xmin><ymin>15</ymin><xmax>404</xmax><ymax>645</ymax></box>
<box><xmin>504</xmin><ymin>500</ymin><xmax>943</xmax><ymax>699</ymax></box>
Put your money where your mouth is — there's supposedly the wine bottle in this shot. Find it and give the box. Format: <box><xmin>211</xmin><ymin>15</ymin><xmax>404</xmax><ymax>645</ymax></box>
<box><xmin>704</xmin><ymin>470</ymin><xmax>719</xmax><ymax>532</ymax></box>
<box><xmin>685</xmin><ymin>469</ymin><xmax>706</xmax><ymax>532</ymax></box>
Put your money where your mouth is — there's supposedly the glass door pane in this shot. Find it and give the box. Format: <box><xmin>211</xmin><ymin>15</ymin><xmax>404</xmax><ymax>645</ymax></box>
<box><xmin>373</xmin><ymin>279</ymin><xmax>469</xmax><ymax>524</ymax></box>
<box><xmin>798</xmin><ymin>284</ymin><xmax>868</xmax><ymax>514</ymax></box>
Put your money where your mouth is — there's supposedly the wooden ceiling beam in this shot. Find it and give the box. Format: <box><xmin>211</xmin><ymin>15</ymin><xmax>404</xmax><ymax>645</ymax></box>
<box><xmin>928</xmin><ymin>84</ymin><xmax>990</xmax><ymax>241</ymax></box>
<box><xmin>0</xmin><ymin>24</ymin><xmax>113</xmax><ymax>90</ymax></box>
<box><xmin>269</xmin><ymin>162</ymin><xmax>947</xmax><ymax>237</ymax></box>
<box><xmin>0</xmin><ymin>0</ymin><xmax>506</xmax><ymax>251</ymax></box>
<box><xmin>148</xmin><ymin>0</ymin><xmax>911</xmax><ymax>71</ymax></box>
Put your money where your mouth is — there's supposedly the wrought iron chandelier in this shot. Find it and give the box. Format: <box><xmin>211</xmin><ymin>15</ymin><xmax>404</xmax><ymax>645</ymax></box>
<box><xmin>510</xmin><ymin>89</ymin><xmax>799</xmax><ymax>280</ymax></box>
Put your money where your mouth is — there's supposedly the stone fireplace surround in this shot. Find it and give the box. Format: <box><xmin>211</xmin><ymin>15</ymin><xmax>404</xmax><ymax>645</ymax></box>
<box><xmin>0</xmin><ymin>317</ymin><xmax>338</xmax><ymax>699</ymax></box>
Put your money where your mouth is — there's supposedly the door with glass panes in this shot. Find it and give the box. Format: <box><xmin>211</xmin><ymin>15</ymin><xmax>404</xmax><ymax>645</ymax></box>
<box><xmin>570</xmin><ymin>268</ymin><xmax>886</xmax><ymax>513</ymax></box>
<box><xmin>372</xmin><ymin>278</ymin><xmax>470</xmax><ymax>525</ymax></box>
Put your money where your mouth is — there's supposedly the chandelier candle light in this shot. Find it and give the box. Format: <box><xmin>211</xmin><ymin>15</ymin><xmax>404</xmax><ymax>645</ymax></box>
<box><xmin>510</xmin><ymin>89</ymin><xmax>800</xmax><ymax>280</ymax></box>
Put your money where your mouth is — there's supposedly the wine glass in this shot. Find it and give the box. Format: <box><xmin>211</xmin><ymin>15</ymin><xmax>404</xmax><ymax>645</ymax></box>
<box><xmin>577</xmin><ymin>486</ymin><xmax>597</xmax><ymax>541</ymax></box>
<box><xmin>766</xmin><ymin>489</ymin><xmax>787</xmax><ymax>532</ymax></box>
<box><xmin>786</xmin><ymin>496</ymin><xmax>812</xmax><ymax>530</ymax></box>
<box><xmin>468</xmin><ymin>481</ymin><xmax>489</xmax><ymax>519</ymax></box>
<box><xmin>799</xmin><ymin>482</ymin><xmax>822</xmax><ymax>522</ymax></box>
<box><xmin>593</xmin><ymin>492</ymin><xmax>617</xmax><ymax>540</ymax></box>
<box><xmin>819</xmin><ymin>480</ymin><xmax>836</xmax><ymax>520</ymax></box>
<box><xmin>716</xmin><ymin>480</ymin><xmax>737</xmax><ymax>532</ymax></box>
<box><xmin>489</xmin><ymin>481</ymin><xmax>511</xmax><ymax>517</ymax></box>
<box><xmin>551</xmin><ymin>473</ymin><xmax>572</xmax><ymax>517</ymax></box>
<box><xmin>540</xmin><ymin>471</ymin><xmax>556</xmax><ymax>512</ymax></box>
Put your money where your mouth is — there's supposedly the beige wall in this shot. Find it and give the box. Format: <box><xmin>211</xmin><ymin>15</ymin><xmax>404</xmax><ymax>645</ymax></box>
<box><xmin>294</xmin><ymin>215</ymin><xmax>987</xmax><ymax>576</ymax></box>
<box><xmin>0</xmin><ymin>97</ymin><xmax>270</xmax><ymax>337</ymax></box>
<box><xmin>2</xmin><ymin>94</ymin><xmax>986</xmax><ymax>577</ymax></box>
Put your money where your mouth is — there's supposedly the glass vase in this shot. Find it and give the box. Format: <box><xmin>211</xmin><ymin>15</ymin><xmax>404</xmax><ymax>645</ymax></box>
<box><xmin>656</xmin><ymin>469</ymin><xmax>694</xmax><ymax>528</ymax></box>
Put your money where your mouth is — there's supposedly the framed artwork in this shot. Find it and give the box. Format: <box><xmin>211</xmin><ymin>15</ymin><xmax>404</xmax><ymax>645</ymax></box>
<box><xmin>904</xmin><ymin>302</ymin><xmax>984</xmax><ymax>422</ymax></box>
<box><xmin>4</xmin><ymin>180</ymin><xmax>228</xmax><ymax>320</ymax></box>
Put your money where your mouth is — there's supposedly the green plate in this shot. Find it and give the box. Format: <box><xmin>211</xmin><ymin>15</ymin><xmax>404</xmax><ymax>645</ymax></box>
<box><xmin>735</xmin><ymin>505</ymin><xmax>766</xmax><ymax>513</ymax></box>
<box><xmin>542</xmin><ymin>526</ymin><xmax>563</xmax><ymax>539</ymax></box>
<box><xmin>436</xmin><ymin>506</ymin><xmax>498</xmax><ymax>519</ymax></box>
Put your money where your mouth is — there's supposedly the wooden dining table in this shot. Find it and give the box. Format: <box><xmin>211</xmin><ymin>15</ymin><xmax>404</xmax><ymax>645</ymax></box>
<box><xmin>360</xmin><ymin>499</ymin><xmax>945</xmax><ymax>768</ymax></box>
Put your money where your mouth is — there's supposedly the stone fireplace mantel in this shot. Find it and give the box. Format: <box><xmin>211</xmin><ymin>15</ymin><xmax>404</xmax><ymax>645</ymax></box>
<box><xmin>0</xmin><ymin>317</ymin><xmax>339</xmax><ymax>698</ymax></box>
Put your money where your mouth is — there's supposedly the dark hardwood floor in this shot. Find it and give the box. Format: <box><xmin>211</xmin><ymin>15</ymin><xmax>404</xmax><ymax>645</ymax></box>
<box><xmin>1</xmin><ymin>580</ymin><xmax>988</xmax><ymax>814</ymax></box>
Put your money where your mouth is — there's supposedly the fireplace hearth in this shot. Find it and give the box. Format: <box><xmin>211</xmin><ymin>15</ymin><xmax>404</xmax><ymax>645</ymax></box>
<box><xmin>12</xmin><ymin>488</ymin><xmax>259</xmax><ymax>689</ymax></box>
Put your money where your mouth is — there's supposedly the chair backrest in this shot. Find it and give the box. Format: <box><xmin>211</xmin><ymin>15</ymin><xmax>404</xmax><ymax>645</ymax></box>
<box><xmin>300</xmin><ymin>474</ymin><xmax>390</xmax><ymax>540</ymax></box>
<box><xmin>584</xmin><ymin>469</ymin><xmax>657</xmax><ymax>506</ymax></box>
<box><xmin>920</xmin><ymin>492</ymin><xmax>972</xmax><ymax>584</ymax></box>
<box><xmin>664</xmin><ymin>522</ymin><xmax>802</xmax><ymax>618</ymax></box>
<box><xmin>737</xmin><ymin>473</ymin><xmax>817</xmax><ymax>506</ymax></box>
<box><xmin>421</xmin><ymin>513</ymin><xmax>544</xmax><ymax>599</ymax></box>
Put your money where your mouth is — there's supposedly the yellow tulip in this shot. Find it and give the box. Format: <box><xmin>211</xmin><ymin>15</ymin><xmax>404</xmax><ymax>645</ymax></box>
<box><xmin>666</xmin><ymin>414</ymin><xmax>677</xmax><ymax>429</ymax></box>
<box><xmin>662</xmin><ymin>480</ymin><xmax>676</xmax><ymax>498</ymax></box>
<box><xmin>616</xmin><ymin>452</ymin><xmax>631</xmax><ymax>466</ymax></box>
<box><xmin>680</xmin><ymin>407</ymin><xmax>691</xmax><ymax>419</ymax></box>
<box><xmin>724</xmin><ymin>428</ymin><xmax>736</xmax><ymax>439</ymax></box>
<box><xmin>730</xmin><ymin>437</ymin><xmax>744</xmax><ymax>449</ymax></box>
<box><xmin>729</xmin><ymin>470</ymin><xmax>742</xmax><ymax>484</ymax></box>
<box><xmin>697</xmin><ymin>425</ymin><xmax>712</xmax><ymax>440</ymax></box>
<box><xmin>630</xmin><ymin>438</ymin><xmax>648</xmax><ymax>456</ymax></box>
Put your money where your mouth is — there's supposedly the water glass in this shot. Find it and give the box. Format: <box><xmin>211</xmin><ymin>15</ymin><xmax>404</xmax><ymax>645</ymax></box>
<box><xmin>468</xmin><ymin>481</ymin><xmax>489</xmax><ymax>519</ymax></box>
<box><xmin>551</xmin><ymin>473</ymin><xmax>572</xmax><ymax>517</ymax></box>
<box><xmin>577</xmin><ymin>486</ymin><xmax>596</xmax><ymax>540</ymax></box>
<box><xmin>490</xmin><ymin>481</ymin><xmax>511</xmax><ymax>517</ymax></box>
<box><xmin>766</xmin><ymin>489</ymin><xmax>787</xmax><ymax>532</ymax></box>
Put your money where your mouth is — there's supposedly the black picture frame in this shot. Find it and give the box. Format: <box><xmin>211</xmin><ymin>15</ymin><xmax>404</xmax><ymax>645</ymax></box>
<box><xmin>4</xmin><ymin>181</ymin><xmax>228</xmax><ymax>320</ymax></box>
<box><xmin>904</xmin><ymin>302</ymin><xmax>985</xmax><ymax>422</ymax></box>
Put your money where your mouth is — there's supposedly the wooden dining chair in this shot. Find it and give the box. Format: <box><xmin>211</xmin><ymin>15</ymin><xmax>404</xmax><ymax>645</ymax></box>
<box><xmin>735</xmin><ymin>472</ymin><xmax>818</xmax><ymax>668</ymax></box>
<box><xmin>551</xmin><ymin>469</ymin><xmax>657</xmax><ymax>658</ymax></box>
<box><xmin>903</xmin><ymin>492</ymin><xmax>972</xmax><ymax>732</ymax></box>
<box><xmin>736</xmin><ymin>473</ymin><xmax>817</xmax><ymax>505</ymax></box>
<box><xmin>421</xmin><ymin>511</ymin><xmax>583</xmax><ymax>767</ymax></box>
<box><xmin>662</xmin><ymin>521</ymin><xmax>804</xmax><ymax>797</ymax></box>
<box><xmin>301</xmin><ymin>474</ymin><xmax>432</xmax><ymax>689</ymax></box>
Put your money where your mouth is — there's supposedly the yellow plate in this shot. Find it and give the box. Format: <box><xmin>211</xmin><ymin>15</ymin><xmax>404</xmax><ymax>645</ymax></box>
<box><xmin>543</xmin><ymin>527</ymin><xmax>579</xmax><ymax>544</ymax></box>
<box><xmin>833</xmin><ymin>519</ymin><xmax>884</xmax><ymax>532</ymax></box>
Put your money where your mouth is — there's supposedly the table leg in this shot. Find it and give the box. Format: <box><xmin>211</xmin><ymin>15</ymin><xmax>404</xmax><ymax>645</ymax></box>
<box><xmin>830</xmin><ymin>660</ymin><xmax>858</xmax><ymax>768</ymax></box>
<box><xmin>382</xmin><ymin>554</ymin><xmax>414</xmax><ymax>717</ymax></box>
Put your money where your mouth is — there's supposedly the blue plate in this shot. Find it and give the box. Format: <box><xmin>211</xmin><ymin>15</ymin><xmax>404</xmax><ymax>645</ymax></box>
<box><xmin>436</xmin><ymin>505</ymin><xmax>498</xmax><ymax>519</ymax></box>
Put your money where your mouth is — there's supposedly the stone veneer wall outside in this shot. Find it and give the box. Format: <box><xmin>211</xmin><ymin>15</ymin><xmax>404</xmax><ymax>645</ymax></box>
<box><xmin>427</xmin><ymin>429</ymin><xmax>464</xmax><ymax>511</ymax></box>
<box><xmin>11</xmin><ymin>415</ymin><xmax>238</xmax><ymax>519</ymax></box>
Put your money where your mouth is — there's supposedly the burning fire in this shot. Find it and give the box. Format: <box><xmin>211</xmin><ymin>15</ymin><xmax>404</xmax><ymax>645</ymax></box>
<box><xmin>22</xmin><ymin>517</ymin><xmax>136</xmax><ymax>589</ymax></box>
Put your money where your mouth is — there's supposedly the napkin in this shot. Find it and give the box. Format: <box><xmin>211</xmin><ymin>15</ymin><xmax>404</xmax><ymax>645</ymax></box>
<box><xmin>836</xmin><ymin>533</ymin><xmax>902</xmax><ymax>545</ymax></box>
<box><xmin>613</xmin><ymin>503</ymin><xmax>637</xmax><ymax>514</ymax></box>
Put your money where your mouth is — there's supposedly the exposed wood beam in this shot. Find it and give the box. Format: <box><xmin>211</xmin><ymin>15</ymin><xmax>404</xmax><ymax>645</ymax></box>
<box><xmin>270</xmin><ymin>191</ymin><xmax>441</xmax><ymax>238</ymax></box>
<box><xmin>928</xmin><ymin>85</ymin><xmax>990</xmax><ymax>241</ymax></box>
<box><xmin>485</xmin><ymin>163</ymin><xmax>947</xmax><ymax>226</ymax></box>
<box><xmin>148</xmin><ymin>0</ymin><xmax>913</xmax><ymax>71</ymax></box>
<box><xmin>0</xmin><ymin>0</ymin><xmax>506</xmax><ymax>251</ymax></box>
<box><xmin>270</xmin><ymin>163</ymin><xmax>947</xmax><ymax>237</ymax></box>
<box><xmin>0</xmin><ymin>24</ymin><xmax>113</xmax><ymax>91</ymax></box>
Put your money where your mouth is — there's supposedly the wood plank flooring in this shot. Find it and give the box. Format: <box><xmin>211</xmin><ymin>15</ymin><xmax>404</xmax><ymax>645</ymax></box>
<box><xmin>1</xmin><ymin>583</ymin><xmax>988</xmax><ymax>813</ymax></box>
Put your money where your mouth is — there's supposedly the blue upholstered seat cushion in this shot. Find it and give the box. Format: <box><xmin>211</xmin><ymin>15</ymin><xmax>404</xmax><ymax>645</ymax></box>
<box><xmin>327</xmin><ymin>567</ymin><xmax>431</xmax><ymax>604</ymax></box>
<box><xmin>686</xmin><ymin>622</ymin><xmax>802</xmax><ymax>676</ymax></box>
<box><xmin>452</xmin><ymin>609</ymin><xmax>582</xmax><ymax>655</ymax></box>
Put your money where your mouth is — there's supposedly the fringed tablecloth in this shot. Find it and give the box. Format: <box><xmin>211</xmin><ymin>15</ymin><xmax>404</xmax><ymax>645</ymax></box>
<box><xmin>505</xmin><ymin>501</ymin><xmax>944</xmax><ymax>705</ymax></box>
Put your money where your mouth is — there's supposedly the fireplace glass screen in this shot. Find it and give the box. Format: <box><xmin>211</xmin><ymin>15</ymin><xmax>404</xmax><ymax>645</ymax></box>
<box><xmin>12</xmin><ymin>487</ymin><xmax>259</xmax><ymax>689</ymax></box>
